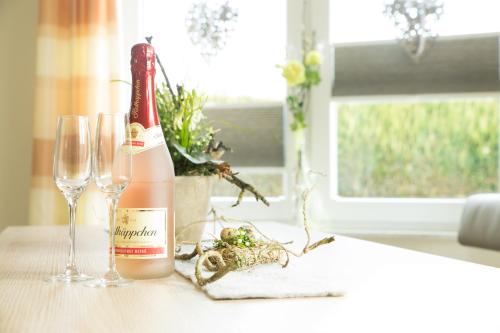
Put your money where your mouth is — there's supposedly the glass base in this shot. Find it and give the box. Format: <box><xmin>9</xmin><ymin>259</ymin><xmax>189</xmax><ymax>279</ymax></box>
<box><xmin>46</xmin><ymin>267</ymin><xmax>93</xmax><ymax>283</ymax></box>
<box><xmin>85</xmin><ymin>271</ymin><xmax>132</xmax><ymax>288</ymax></box>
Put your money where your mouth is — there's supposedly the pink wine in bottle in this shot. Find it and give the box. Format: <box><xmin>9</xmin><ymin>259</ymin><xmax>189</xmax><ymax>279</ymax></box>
<box><xmin>116</xmin><ymin>43</ymin><xmax>175</xmax><ymax>279</ymax></box>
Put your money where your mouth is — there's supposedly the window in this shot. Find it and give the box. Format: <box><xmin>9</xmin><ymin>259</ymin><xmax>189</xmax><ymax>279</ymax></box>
<box><xmin>337</xmin><ymin>98</ymin><xmax>499</xmax><ymax>198</ymax></box>
<box><xmin>303</xmin><ymin>0</ymin><xmax>500</xmax><ymax>232</ymax></box>
<box><xmin>123</xmin><ymin>0</ymin><xmax>291</xmax><ymax>219</ymax></box>
<box><xmin>140</xmin><ymin>0</ymin><xmax>286</xmax><ymax>102</ymax></box>
<box><xmin>124</xmin><ymin>0</ymin><xmax>500</xmax><ymax>229</ymax></box>
<box><xmin>205</xmin><ymin>103</ymin><xmax>286</xmax><ymax>199</ymax></box>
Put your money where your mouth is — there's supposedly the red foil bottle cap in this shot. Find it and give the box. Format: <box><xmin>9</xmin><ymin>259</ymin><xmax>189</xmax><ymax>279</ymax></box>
<box><xmin>131</xmin><ymin>43</ymin><xmax>156</xmax><ymax>72</ymax></box>
<box><xmin>129</xmin><ymin>43</ymin><xmax>159</xmax><ymax>129</ymax></box>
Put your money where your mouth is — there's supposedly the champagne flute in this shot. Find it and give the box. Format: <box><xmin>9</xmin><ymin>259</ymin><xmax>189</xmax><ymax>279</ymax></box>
<box><xmin>50</xmin><ymin>115</ymin><xmax>92</xmax><ymax>283</ymax></box>
<box><xmin>87</xmin><ymin>113</ymin><xmax>132</xmax><ymax>287</ymax></box>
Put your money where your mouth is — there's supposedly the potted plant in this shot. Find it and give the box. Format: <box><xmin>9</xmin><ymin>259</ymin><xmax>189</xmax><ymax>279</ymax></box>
<box><xmin>149</xmin><ymin>39</ymin><xmax>268</xmax><ymax>242</ymax></box>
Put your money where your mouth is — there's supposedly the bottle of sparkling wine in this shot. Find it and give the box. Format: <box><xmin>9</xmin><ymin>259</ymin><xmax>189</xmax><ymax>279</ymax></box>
<box><xmin>116</xmin><ymin>43</ymin><xmax>175</xmax><ymax>279</ymax></box>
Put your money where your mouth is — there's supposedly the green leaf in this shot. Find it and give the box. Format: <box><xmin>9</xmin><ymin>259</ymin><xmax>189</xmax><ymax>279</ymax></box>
<box><xmin>306</xmin><ymin>70</ymin><xmax>321</xmax><ymax>86</ymax></box>
<box><xmin>110</xmin><ymin>79</ymin><xmax>131</xmax><ymax>85</ymax></box>
<box><xmin>171</xmin><ymin>140</ymin><xmax>222</xmax><ymax>165</ymax></box>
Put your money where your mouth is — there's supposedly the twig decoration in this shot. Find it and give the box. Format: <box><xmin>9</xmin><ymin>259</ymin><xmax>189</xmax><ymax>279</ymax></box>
<box><xmin>176</xmin><ymin>188</ymin><xmax>334</xmax><ymax>286</ymax></box>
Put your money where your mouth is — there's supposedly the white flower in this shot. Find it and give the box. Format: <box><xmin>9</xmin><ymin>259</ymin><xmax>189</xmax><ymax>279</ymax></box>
<box><xmin>189</xmin><ymin>109</ymin><xmax>205</xmax><ymax>131</ymax></box>
<box><xmin>174</xmin><ymin>114</ymin><xmax>183</xmax><ymax>130</ymax></box>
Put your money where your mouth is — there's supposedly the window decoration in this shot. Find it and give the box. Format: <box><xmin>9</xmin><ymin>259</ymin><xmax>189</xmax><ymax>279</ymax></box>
<box><xmin>384</xmin><ymin>0</ymin><xmax>444</xmax><ymax>62</ymax></box>
<box><xmin>185</xmin><ymin>0</ymin><xmax>239</xmax><ymax>61</ymax></box>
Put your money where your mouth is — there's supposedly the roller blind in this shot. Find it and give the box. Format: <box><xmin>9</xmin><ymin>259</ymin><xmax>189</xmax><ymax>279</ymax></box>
<box><xmin>205</xmin><ymin>104</ymin><xmax>284</xmax><ymax>167</ymax></box>
<box><xmin>332</xmin><ymin>34</ymin><xmax>500</xmax><ymax>97</ymax></box>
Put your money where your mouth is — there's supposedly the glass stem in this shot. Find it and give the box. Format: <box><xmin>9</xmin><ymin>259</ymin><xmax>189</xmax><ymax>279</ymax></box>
<box><xmin>106</xmin><ymin>196</ymin><xmax>119</xmax><ymax>274</ymax></box>
<box><xmin>67</xmin><ymin>197</ymin><xmax>77</xmax><ymax>270</ymax></box>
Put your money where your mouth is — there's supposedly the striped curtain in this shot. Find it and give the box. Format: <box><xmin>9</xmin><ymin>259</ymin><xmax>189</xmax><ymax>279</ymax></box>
<box><xmin>30</xmin><ymin>0</ymin><xmax>122</xmax><ymax>225</ymax></box>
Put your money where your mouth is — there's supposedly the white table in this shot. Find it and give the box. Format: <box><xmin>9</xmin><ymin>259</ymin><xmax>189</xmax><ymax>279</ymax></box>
<box><xmin>0</xmin><ymin>224</ymin><xmax>499</xmax><ymax>333</ymax></box>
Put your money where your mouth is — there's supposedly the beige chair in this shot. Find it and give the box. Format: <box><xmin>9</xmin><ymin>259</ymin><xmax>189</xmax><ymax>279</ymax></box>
<box><xmin>458</xmin><ymin>194</ymin><xmax>500</xmax><ymax>251</ymax></box>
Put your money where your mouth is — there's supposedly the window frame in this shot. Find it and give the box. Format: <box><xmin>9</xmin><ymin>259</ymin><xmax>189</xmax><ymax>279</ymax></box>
<box><xmin>307</xmin><ymin>0</ymin><xmax>500</xmax><ymax>234</ymax></box>
<box><xmin>324</xmin><ymin>93</ymin><xmax>500</xmax><ymax>234</ymax></box>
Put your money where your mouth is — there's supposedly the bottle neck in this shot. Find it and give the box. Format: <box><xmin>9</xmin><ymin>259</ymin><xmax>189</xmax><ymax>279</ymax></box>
<box><xmin>129</xmin><ymin>69</ymin><xmax>159</xmax><ymax>129</ymax></box>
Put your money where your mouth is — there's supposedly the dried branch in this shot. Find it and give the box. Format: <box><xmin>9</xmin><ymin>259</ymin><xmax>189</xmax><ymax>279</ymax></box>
<box><xmin>175</xmin><ymin>243</ymin><xmax>204</xmax><ymax>260</ymax></box>
<box><xmin>221</xmin><ymin>173</ymin><xmax>270</xmax><ymax>207</ymax></box>
<box><xmin>287</xmin><ymin>186</ymin><xmax>335</xmax><ymax>257</ymax></box>
<box><xmin>303</xmin><ymin>237</ymin><xmax>335</xmax><ymax>254</ymax></box>
<box><xmin>301</xmin><ymin>188</ymin><xmax>312</xmax><ymax>252</ymax></box>
<box><xmin>195</xmin><ymin>251</ymin><xmax>235</xmax><ymax>286</ymax></box>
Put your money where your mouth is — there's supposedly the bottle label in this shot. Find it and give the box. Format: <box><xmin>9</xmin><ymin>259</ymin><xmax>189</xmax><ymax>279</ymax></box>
<box><xmin>114</xmin><ymin>208</ymin><xmax>168</xmax><ymax>259</ymax></box>
<box><xmin>125</xmin><ymin>123</ymin><xmax>164</xmax><ymax>155</ymax></box>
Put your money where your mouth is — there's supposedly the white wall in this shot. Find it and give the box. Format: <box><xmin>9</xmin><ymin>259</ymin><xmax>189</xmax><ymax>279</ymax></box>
<box><xmin>0</xmin><ymin>0</ymin><xmax>38</xmax><ymax>230</ymax></box>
